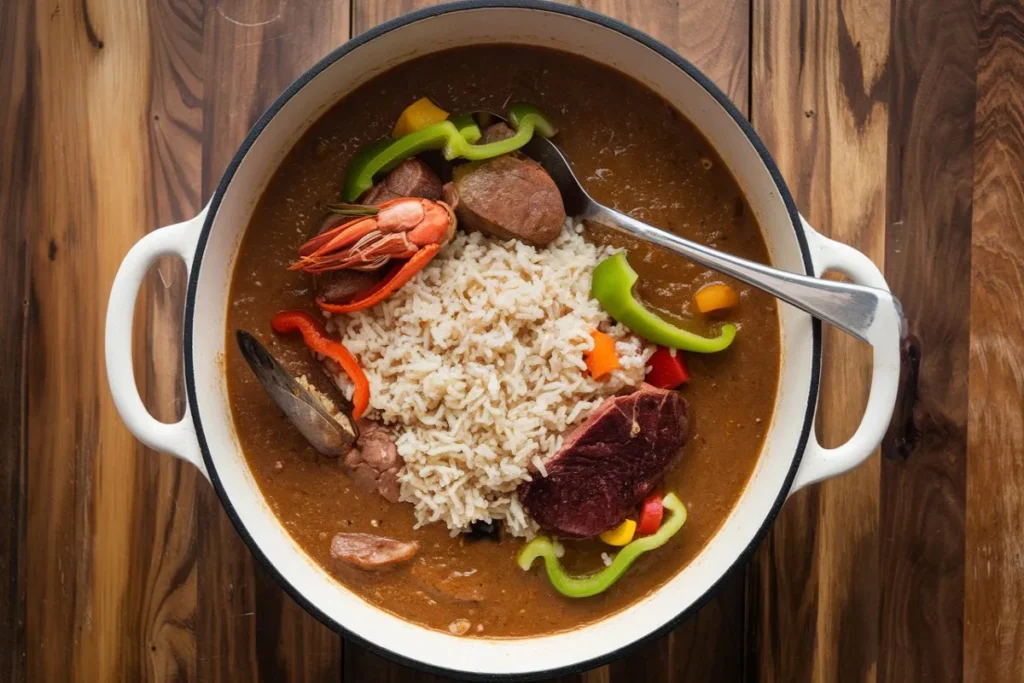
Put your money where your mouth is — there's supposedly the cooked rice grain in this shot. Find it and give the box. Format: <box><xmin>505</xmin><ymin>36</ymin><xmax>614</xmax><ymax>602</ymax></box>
<box><xmin>327</xmin><ymin>222</ymin><xmax>651</xmax><ymax>537</ymax></box>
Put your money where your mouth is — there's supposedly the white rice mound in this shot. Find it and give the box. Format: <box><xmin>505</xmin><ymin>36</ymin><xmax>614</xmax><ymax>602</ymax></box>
<box><xmin>327</xmin><ymin>221</ymin><xmax>652</xmax><ymax>538</ymax></box>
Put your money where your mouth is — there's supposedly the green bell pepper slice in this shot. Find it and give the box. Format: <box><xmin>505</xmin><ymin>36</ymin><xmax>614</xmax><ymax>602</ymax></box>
<box><xmin>441</xmin><ymin>103</ymin><xmax>557</xmax><ymax>161</ymax></box>
<box><xmin>341</xmin><ymin>104</ymin><xmax>557</xmax><ymax>201</ymax></box>
<box><xmin>341</xmin><ymin>114</ymin><xmax>482</xmax><ymax>202</ymax></box>
<box><xmin>517</xmin><ymin>493</ymin><xmax>687</xmax><ymax>598</ymax></box>
<box><xmin>591</xmin><ymin>252</ymin><xmax>737</xmax><ymax>353</ymax></box>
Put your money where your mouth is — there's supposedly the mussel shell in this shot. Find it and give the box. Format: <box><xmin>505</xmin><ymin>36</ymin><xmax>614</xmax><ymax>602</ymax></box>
<box><xmin>236</xmin><ymin>330</ymin><xmax>358</xmax><ymax>457</ymax></box>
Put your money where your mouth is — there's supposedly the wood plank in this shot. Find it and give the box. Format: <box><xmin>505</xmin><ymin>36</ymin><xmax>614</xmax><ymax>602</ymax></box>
<box><xmin>196</xmin><ymin>1</ymin><xmax>350</xmax><ymax>680</ymax></box>
<box><xmin>880</xmin><ymin>0</ymin><xmax>977</xmax><ymax>681</ymax></box>
<box><xmin>965</xmin><ymin>0</ymin><xmax>1024</xmax><ymax>679</ymax></box>
<box><xmin>23</xmin><ymin>3</ymin><xmax>87</xmax><ymax>679</ymax></box>
<box><xmin>348</xmin><ymin>1</ymin><xmax>749</xmax><ymax>681</ymax></box>
<box><xmin>22</xmin><ymin>0</ymin><xmax>204</xmax><ymax>680</ymax></box>
<box><xmin>748</xmin><ymin>1</ymin><xmax>890</xmax><ymax>681</ymax></box>
<box><xmin>0</xmin><ymin>0</ymin><xmax>34</xmax><ymax>680</ymax></box>
<box><xmin>578</xmin><ymin>0</ymin><xmax>750</xmax><ymax>114</ymax></box>
<box><xmin>351</xmin><ymin>0</ymin><xmax>751</xmax><ymax>111</ymax></box>
<box><xmin>608</xmin><ymin>567</ymin><xmax>747</xmax><ymax>682</ymax></box>
<box><xmin>351</xmin><ymin>0</ymin><xmax>451</xmax><ymax>35</ymax></box>
<box><xmin>135</xmin><ymin>0</ymin><xmax>206</xmax><ymax>680</ymax></box>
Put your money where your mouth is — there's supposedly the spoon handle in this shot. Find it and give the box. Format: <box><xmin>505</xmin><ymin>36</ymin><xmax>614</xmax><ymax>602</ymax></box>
<box><xmin>584</xmin><ymin>204</ymin><xmax>900</xmax><ymax>344</ymax></box>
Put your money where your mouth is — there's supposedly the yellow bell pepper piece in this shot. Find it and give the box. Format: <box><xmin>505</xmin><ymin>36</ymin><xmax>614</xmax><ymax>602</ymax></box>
<box><xmin>393</xmin><ymin>98</ymin><xmax>449</xmax><ymax>138</ymax></box>
<box><xmin>694</xmin><ymin>283</ymin><xmax>740</xmax><ymax>314</ymax></box>
<box><xmin>599</xmin><ymin>519</ymin><xmax>637</xmax><ymax>547</ymax></box>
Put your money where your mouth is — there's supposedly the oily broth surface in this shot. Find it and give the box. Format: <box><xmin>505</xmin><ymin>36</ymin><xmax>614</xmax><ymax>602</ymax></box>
<box><xmin>225</xmin><ymin>45</ymin><xmax>781</xmax><ymax>637</ymax></box>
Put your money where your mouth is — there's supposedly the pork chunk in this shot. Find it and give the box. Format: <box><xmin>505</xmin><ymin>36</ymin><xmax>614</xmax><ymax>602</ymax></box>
<box><xmin>330</xmin><ymin>533</ymin><xmax>419</xmax><ymax>570</ymax></box>
<box><xmin>341</xmin><ymin>420</ymin><xmax>402</xmax><ymax>502</ymax></box>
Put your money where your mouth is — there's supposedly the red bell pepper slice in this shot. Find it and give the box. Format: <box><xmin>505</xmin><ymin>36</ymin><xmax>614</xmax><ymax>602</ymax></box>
<box><xmin>645</xmin><ymin>346</ymin><xmax>690</xmax><ymax>389</ymax></box>
<box><xmin>635</xmin><ymin>492</ymin><xmax>665</xmax><ymax>537</ymax></box>
<box><xmin>270</xmin><ymin>310</ymin><xmax>370</xmax><ymax>419</ymax></box>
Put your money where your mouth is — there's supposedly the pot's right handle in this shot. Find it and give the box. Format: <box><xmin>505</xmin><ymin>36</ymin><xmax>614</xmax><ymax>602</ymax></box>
<box><xmin>105</xmin><ymin>207</ymin><xmax>209</xmax><ymax>480</ymax></box>
<box><xmin>789</xmin><ymin>217</ymin><xmax>903</xmax><ymax>493</ymax></box>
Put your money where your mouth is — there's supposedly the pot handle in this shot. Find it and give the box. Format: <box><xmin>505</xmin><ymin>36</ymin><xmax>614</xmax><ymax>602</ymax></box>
<box><xmin>789</xmin><ymin>216</ymin><xmax>903</xmax><ymax>492</ymax></box>
<box><xmin>105</xmin><ymin>207</ymin><xmax>209</xmax><ymax>480</ymax></box>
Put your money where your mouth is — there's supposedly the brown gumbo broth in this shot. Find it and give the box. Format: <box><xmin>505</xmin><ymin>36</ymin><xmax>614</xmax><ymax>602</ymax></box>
<box><xmin>225</xmin><ymin>45</ymin><xmax>780</xmax><ymax>637</ymax></box>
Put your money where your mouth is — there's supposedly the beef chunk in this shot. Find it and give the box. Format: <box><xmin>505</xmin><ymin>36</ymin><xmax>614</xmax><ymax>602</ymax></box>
<box><xmin>360</xmin><ymin>158</ymin><xmax>442</xmax><ymax>205</ymax></box>
<box><xmin>330</xmin><ymin>533</ymin><xmax>419</xmax><ymax>569</ymax></box>
<box><xmin>519</xmin><ymin>385</ymin><xmax>689</xmax><ymax>538</ymax></box>
<box><xmin>451</xmin><ymin>155</ymin><xmax>565</xmax><ymax>246</ymax></box>
<box><xmin>342</xmin><ymin>420</ymin><xmax>402</xmax><ymax>502</ymax></box>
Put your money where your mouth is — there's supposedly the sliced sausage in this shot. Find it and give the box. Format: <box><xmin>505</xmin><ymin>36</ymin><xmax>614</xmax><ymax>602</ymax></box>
<box><xmin>330</xmin><ymin>533</ymin><xmax>419</xmax><ymax>570</ymax></box>
<box><xmin>442</xmin><ymin>181</ymin><xmax>459</xmax><ymax>212</ymax></box>
<box><xmin>452</xmin><ymin>155</ymin><xmax>565</xmax><ymax>246</ymax></box>
<box><xmin>360</xmin><ymin>158</ymin><xmax>443</xmax><ymax>205</ymax></box>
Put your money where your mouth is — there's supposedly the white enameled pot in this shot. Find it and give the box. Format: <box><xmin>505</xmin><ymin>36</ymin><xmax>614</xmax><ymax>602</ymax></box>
<box><xmin>105</xmin><ymin>2</ymin><xmax>901</xmax><ymax>679</ymax></box>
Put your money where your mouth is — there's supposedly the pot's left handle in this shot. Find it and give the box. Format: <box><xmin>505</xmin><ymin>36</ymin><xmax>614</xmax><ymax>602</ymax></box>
<box><xmin>105</xmin><ymin>207</ymin><xmax>209</xmax><ymax>480</ymax></box>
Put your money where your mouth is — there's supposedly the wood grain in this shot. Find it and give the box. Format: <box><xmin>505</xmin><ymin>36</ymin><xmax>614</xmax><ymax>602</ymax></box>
<box><xmin>15</xmin><ymin>1</ymin><xmax>204</xmax><ymax>680</ymax></box>
<box><xmin>0</xmin><ymin>0</ymin><xmax>33</xmax><ymax>680</ymax></box>
<box><xmin>965</xmin><ymin>0</ymin><xmax>1024</xmax><ymax>679</ymax></box>
<box><xmin>352</xmin><ymin>0</ymin><xmax>750</xmax><ymax>112</ymax></box>
<box><xmin>607</xmin><ymin>567</ymin><xmax>748</xmax><ymax>682</ymax></box>
<box><xmin>196</xmin><ymin>1</ymin><xmax>350</xmax><ymax>680</ymax></box>
<box><xmin>3</xmin><ymin>0</ymin><xmax>1021</xmax><ymax>681</ymax></box>
<box><xmin>880</xmin><ymin>0</ymin><xmax>976</xmax><ymax>680</ymax></box>
<box><xmin>573</xmin><ymin>0</ymin><xmax>751</xmax><ymax>114</ymax></box>
<box><xmin>23</xmin><ymin>0</ymin><xmax>184</xmax><ymax>680</ymax></box>
<box><xmin>134</xmin><ymin>0</ymin><xmax>206</xmax><ymax>680</ymax></box>
<box><xmin>749</xmin><ymin>1</ymin><xmax>890</xmax><ymax>681</ymax></box>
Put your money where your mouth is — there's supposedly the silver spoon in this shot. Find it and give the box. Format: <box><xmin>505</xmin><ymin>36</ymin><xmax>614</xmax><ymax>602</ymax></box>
<box><xmin>236</xmin><ymin>330</ymin><xmax>358</xmax><ymax>457</ymax></box>
<box><xmin>521</xmin><ymin>134</ymin><xmax>902</xmax><ymax>343</ymax></box>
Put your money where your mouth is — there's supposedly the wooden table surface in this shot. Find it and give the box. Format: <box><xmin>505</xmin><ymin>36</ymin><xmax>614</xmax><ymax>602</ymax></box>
<box><xmin>2</xmin><ymin>0</ymin><xmax>1022</xmax><ymax>680</ymax></box>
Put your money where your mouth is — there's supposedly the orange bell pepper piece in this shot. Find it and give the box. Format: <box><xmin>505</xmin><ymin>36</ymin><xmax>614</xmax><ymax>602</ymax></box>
<box><xmin>270</xmin><ymin>310</ymin><xmax>370</xmax><ymax>419</ymax></box>
<box><xmin>584</xmin><ymin>330</ymin><xmax>621</xmax><ymax>379</ymax></box>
